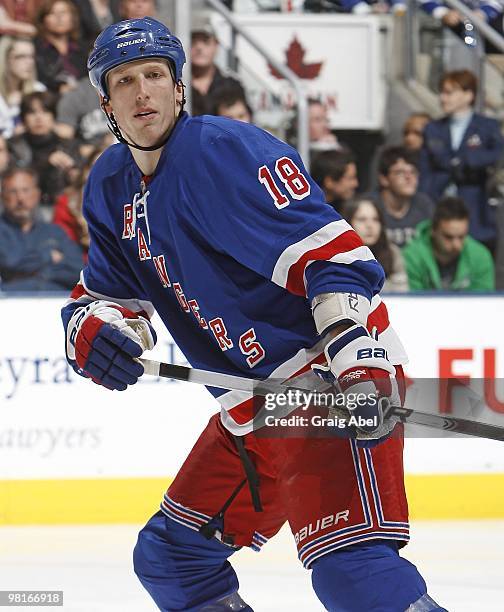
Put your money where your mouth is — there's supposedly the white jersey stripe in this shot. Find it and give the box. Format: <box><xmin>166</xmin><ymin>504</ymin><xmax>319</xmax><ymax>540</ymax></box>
<box><xmin>80</xmin><ymin>271</ymin><xmax>155</xmax><ymax>317</ymax></box>
<box><xmin>370</xmin><ymin>294</ymin><xmax>381</xmax><ymax>313</ymax></box>
<box><xmin>326</xmin><ymin>245</ymin><xmax>375</xmax><ymax>266</ymax></box>
<box><xmin>302</xmin><ymin>246</ymin><xmax>376</xmax><ymax>292</ymax></box>
<box><xmin>271</xmin><ymin>220</ymin><xmax>352</xmax><ymax>288</ymax></box>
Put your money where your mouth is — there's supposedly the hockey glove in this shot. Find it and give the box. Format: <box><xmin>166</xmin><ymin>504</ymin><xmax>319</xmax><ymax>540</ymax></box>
<box><xmin>66</xmin><ymin>301</ymin><xmax>156</xmax><ymax>391</ymax></box>
<box><xmin>312</xmin><ymin>324</ymin><xmax>400</xmax><ymax>444</ymax></box>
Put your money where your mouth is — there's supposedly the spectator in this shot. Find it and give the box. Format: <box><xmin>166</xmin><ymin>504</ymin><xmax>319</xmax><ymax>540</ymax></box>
<box><xmin>209</xmin><ymin>84</ymin><xmax>253</xmax><ymax>123</ymax></box>
<box><xmin>34</xmin><ymin>0</ymin><xmax>88</xmax><ymax>94</ymax></box>
<box><xmin>9</xmin><ymin>91</ymin><xmax>82</xmax><ymax>211</ymax></box>
<box><xmin>308</xmin><ymin>99</ymin><xmax>340</xmax><ymax>152</ymax></box>
<box><xmin>418</xmin><ymin>0</ymin><xmax>502</xmax><ymax>33</ymax></box>
<box><xmin>343</xmin><ymin>197</ymin><xmax>408</xmax><ymax>292</ymax></box>
<box><xmin>75</xmin><ymin>0</ymin><xmax>121</xmax><ymax>50</ymax></box>
<box><xmin>191</xmin><ymin>13</ymin><xmax>245</xmax><ymax>116</ymax></box>
<box><xmin>494</xmin><ymin>180</ymin><xmax>504</xmax><ymax>289</ymax></box>
<box><xmin>0</xmin><ymin>0</ymin><xmax>38</xmax><ymax>37</ymax></box>
<box><xmin>119</xmin><ymin>0</ymin><xmax>157</xmax><ymax>19</ymax></box>
<box><xmin>419</xmin><ymin>70</ymin><xmax>504</xmax><ymax>248</ymax></box>
<box><xmin>304</xmin><ymin>0</ymin><xmax>406</xmax><ymax>14</ymax></box>
<box><xmin>403</xmin><ymin>196</ymin><xmax>494</xmax><ymax>291</ymax></box>
<box><xmin>0</xmin><ymin>166</ymin><xmax>83</xmax><ymax>292</ymax></box>
<box><xmin>311</xmin><ymin>148</ymin><xmax>358</xmax><ymax>214</ymax></box>
<box><xmin>0</xmin><ymin>36</ymin><xmax>45</xmax><ymax>138</ymax></box>
<box><xmin>402</xmin><ymin>112</ymin><xmax>431</xmax><ymax>154</ymax></box>
<box><xmin>371</xmin><ymin>146</ymin><xmax>434</xmax><ymax>248</ymax></box>
<box><xmin>0</xmin><ymin>134</ymin><xmax>11</xmax><ymax>176</ymax></box>
<box><xmin>56</xmin><ymin>74</ymin><xmax>110</xmax><ymax>151</ymax></box>
<box><xmin>53</xmin><ymin>147</ymin><xmax>102</xmax><ymax>257</ymax></box>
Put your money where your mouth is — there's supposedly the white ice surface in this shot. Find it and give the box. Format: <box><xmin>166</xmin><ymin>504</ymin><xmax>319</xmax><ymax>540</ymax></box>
<box><xmin>0</xmin><ymin>521</ymin><xmax>503</xmax><ymax>611</ymax></box>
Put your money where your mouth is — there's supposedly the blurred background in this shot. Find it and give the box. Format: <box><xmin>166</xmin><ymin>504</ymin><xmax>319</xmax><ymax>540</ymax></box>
<box><xmin>1</xmin><ymin>1</ymin><xmax>504</xmax><ymax>610</ymax></box>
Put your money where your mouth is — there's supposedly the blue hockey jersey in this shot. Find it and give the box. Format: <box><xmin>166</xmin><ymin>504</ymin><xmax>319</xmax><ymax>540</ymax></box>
<box><xmin>62</xmin><ymin>113</ymin><xmax>407</xmax><ymax>433</ymax></box>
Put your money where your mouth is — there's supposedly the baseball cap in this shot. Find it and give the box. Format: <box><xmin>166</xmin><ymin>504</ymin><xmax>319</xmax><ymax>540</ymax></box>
<box><xmin>191</xmin><ymin>12</ymin><xmax>217</xmax><ymax>38</ymax></box>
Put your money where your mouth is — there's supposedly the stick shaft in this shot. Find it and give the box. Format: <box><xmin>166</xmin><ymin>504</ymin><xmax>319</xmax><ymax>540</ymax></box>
<box><xmin>140</xmin><ymin>359</ymin><xmax>504</xmax><ymax>442</ymax></box>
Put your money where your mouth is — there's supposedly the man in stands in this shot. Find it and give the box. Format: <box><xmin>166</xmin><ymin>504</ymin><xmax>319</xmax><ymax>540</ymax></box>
<box><xmin>419</xmin><ymin>69</ymin><xmax>504</xmax><ymax>249</ymax></box>
<box><xmin>402</xmin><ymin>113</ymin><xmax>431</xmax><ymax>156</ymax></box>
<box><xmin>190</xmin><ymin>12</ymin><xmax>245</xmax><ymax>116</ymax></box>
<box><xmin>403</xmin><ymin>196</ymin><xmax>494</xmax><ymax>291</ymax></box>
<box><xmin>311</xmin><ymin>148</ymin><xmax>359</xmax><ymax>214</ymax></box>
<box><xmin>119</xmin><ymin>0</ymin><xmax>157</xmax><ymax>20</ymax></box>
<box><xmin>209</xmin><ymin>83</ymin><xmax>253</xmax><ymax>123</ymax></box>
<box><xmin>308</xmin><ymin>99</ymin><xmax>340</xmax><ymax>152</ymax></box>
<box><xmin>372</xmin><ymin>146</ymin><xmax>434</xmax><ymax>249</ymax></box>
<box><xmin>0</xmin><ymin>167</ymin><xmax>82</xmax><ymax>291</ymax></box>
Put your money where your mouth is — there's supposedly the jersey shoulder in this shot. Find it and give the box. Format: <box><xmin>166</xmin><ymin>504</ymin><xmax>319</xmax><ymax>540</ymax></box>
<box><xmin>83</xmin><ymin>143</ymin><xmax>133</xmax><ymax>221</ymax></box>
<box><xmin>87</xmin><ymin>142</ymin><xmax>132</xmax><ymax>185</ymax></box>
<box><xmin>182</xmin><ymin>114</ymin><xmax>295</xmax><ymax>166</ymax></box>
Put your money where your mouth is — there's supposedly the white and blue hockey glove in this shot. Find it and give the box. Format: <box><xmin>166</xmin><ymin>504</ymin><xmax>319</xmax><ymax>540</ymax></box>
<box><xmin>66</xmin><ymin>301</ymin><xmax>156</xmax><ymax>391</ymax></box>
<box><xmin>312</xmin><ymin>324</ymin><xmax>400</xmax><ymax>444</ymax></box>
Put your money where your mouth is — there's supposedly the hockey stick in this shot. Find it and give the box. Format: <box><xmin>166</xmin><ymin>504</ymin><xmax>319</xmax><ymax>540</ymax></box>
<box><xmin>140</xmin><ymin>359</ymin><xmax>504</xmax><ymax>442</ymax></box>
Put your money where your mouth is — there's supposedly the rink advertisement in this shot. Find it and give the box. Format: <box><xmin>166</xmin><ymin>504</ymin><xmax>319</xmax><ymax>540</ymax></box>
<box><xmin>1</xmin><ymin>295</ymin><xmax>504</xmax><ymax>523</ymax></box>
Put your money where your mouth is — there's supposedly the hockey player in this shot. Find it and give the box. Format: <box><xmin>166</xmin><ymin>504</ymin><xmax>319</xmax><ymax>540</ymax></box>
<box><xmin>61</xmin><ymin>18</ymin><xmax>447</xmax><ymax>612</ymax></box>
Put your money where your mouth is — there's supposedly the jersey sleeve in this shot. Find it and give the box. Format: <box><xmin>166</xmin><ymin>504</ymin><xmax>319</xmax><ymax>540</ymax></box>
<box><xmin>185</xmin><ymin>125</ymin><xmax>384</xmax><ymax>302</ymax></box>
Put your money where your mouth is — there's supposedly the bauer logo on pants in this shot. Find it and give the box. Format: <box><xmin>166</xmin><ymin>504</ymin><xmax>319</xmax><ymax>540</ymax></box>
<box><xmin>295</xmin><ymin>510</ymin><xmax>350</xmax><ymax>544</ymax></box>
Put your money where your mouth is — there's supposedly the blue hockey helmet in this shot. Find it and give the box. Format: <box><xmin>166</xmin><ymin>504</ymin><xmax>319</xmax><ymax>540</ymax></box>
<box><xmin>88</xmin><ymin>17</ymin><xmax>186</xmax><ymax>99</ymax></box>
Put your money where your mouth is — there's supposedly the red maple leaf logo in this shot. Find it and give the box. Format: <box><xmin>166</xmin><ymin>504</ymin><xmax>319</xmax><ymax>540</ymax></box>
<box><xmin>269</xmin><ymin>36</ymin><xmax>323</xmax><ymax>80</ymax></box>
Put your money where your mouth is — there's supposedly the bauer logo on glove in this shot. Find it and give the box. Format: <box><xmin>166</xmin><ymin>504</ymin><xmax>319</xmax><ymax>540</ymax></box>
<box><xmin>312</xmin><ymin>324</ymin><xmax>400</xmax><ymax>444</ymax></box>
<box><xmin>356</xmin><ymin>347</ymin><xmax>388</xmax><ymax>360</ymax></box>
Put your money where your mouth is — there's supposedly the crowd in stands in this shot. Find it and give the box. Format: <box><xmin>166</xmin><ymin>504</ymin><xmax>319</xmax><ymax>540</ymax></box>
<box><xmin>0</xmin><ymin>1</ymin><xmax>503</xmax><ymax>293</ymax></box>
<box><xmin>309</xmin><ymin>67</ymin><xmax>500</xmax><ymax>292</ymax></box>
<box><xmin>232</xmin><ymin>0</ymin><xmax>503</xmax><ymax>28</ymax></box>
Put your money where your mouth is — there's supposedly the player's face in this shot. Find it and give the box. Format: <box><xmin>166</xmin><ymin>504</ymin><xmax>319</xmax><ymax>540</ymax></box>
<box><xmin>440</xmin><ymin>82</ymin><xmax>474</xmax><ymax>115</ymax></box>
<box><xmin>105</xmin><ymin>59</ymin><xmax>184</xmax><ymax>149</ymax></box>
<box><xmin>432</xmin><ymin>219</ymin><xmax>468</xmax><ymax>260</ymax></box>
<box><xmin>382</xmin><ymin>158</ymin><xmax>418</xmax><ymax>198</ymax></box>
<box><xmin>350</xmin><ymin>201</ymin><xmax>381</xmax><ymax>247</ymax></box>
<box><xmin>2</xmin><ymin>172</ymin><xmax>41</xmax><ymax>226</ymax></box>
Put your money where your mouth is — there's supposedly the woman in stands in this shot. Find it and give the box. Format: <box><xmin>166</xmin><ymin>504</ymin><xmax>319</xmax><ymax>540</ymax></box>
<box><xmin>0</xmin><ymin>36</ymin><xmax>45</xmax><ymax>138</ymax></box>
<box><xmin>343</xmin><ymin>196</ymin><xmax>409</xmax><ymax>292</ymax></box>
<box><xmin>8</xmin><ymin>90</ymin><xmax>82</xmax><ymax>212</ymax></box>
<box><xmin>34</xmin><ymin>0</ymin><xmax>87</xmax><ymax>94</ymax></box>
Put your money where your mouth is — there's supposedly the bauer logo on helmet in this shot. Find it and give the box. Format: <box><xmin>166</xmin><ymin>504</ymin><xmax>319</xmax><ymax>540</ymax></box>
<box><xmin>117</xmin><ymin>38</ymin><xmax>147</xmax><ymax>49</ymax></box>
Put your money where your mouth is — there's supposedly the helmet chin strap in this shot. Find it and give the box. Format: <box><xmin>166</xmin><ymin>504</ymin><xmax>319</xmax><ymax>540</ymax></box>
<box><xmin>101</xmin><ymin>84</ymin><xmax>186</xmax><ymax>152</ymax></box>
